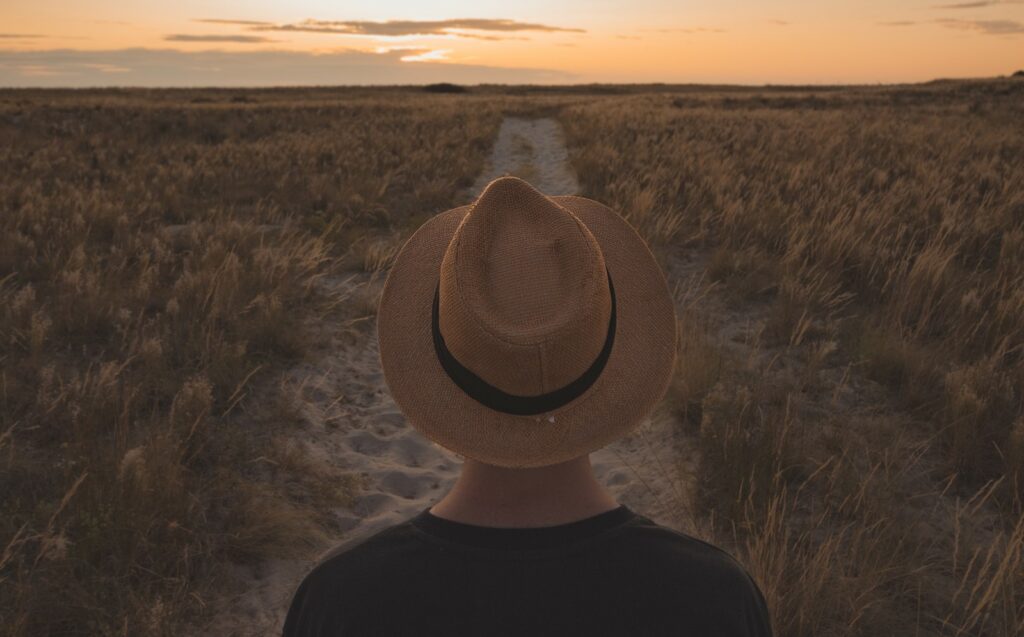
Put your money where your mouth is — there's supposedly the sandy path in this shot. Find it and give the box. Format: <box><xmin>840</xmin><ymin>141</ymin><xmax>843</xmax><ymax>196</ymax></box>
<box><xmin>463</xmin><ymin>117</ymin><xmax>581</xmax><ymax>199</ymax></box>
<box><xmin>204</xmin><ymin>117</ymin><xmax>693</xmax><ymax>636</ymax></box>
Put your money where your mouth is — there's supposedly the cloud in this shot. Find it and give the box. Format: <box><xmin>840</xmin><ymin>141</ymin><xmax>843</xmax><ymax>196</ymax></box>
<box><xmin>767</xmin><ymin>20</ymin><xmax>791</xmax><ymax>26</ymax></box>
<box><xmin>17</xmin><ymin>65</ymin><xmax>61</xmax><ymax>77</ymax></box>
<box><xmin>877</xmin><ymin>17</ymin><xmax>1023</xmax><ymax>33</ymax></box>
<box><xmin>399</xmin><ymin>49</ymin><xmax>451</xmax><ymax>62</ymax></box>
<box><xmin>193</xmin><ymin>19</ymin><xmax>274</xmax><ymax>27</ymax></box>
<box><xmin>936</xmin><ymin>18</ymin><xmax>1024</xmax><ymax>33</ymax></box>
<box><xmin>247</xmin><ymin>18</ymin><xmax>583</xmax><ymax>38</ymax></box>
<box><xmin>444</xmin><ymin>33</ymin><xmax>530</xmax><ymax>41</ymax></box>
<box><xmin>79</xmin><ymin>62</ymin><xmax>130</xmax><ymax>73</ymax></box>
<box><xmin>0</xmin><ymin>34</ymin><xmax>44</xmax><ymax>39</ymax></box>
<box><xmin>932</xmin><ymin>1</ymin><xmax>1023</xmax><ymax>8</ymax></box>
<box><xmin>642</xmin><ymin>27</ymin><xmax>727</xmax><ymax>33</ymax></box>
<box><xmin>373</xmin><ymin>44</ymin><xmax>451</xmax><ymax>60</ymax></box>
<box><xmin>164</xmin><ymin>34</ymin><xmax>278</xmax><ymax>43</ymax></box>
<box><xmin>0</xmin><ymin>47</ymin><xmax>575</xmax><ymax>87</ymax></box>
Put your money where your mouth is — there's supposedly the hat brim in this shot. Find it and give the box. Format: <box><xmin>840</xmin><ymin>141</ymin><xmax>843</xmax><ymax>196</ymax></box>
<box><xmin>376</xmin><ymin>195</ymin><xmax>678</xmax><ymax>469</ymax></box>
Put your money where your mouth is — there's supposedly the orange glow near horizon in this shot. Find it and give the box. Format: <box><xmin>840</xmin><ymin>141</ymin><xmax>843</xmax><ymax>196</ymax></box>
<box><xmin>1</xmin><ymin>1</ymin><xmax>1021</xmax><ymax>86</ymax></box>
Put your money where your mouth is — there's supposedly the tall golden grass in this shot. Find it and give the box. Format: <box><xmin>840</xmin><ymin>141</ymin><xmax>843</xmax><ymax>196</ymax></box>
<box><xmin>3</xmin><ymin>81</ymin><xmax>1022</xmax><ymax>636</ymax></box>
<box><xmin>0</xmin><ymin>88</ymin><xmax>505</xmax><ymax>635</ymax></box>
<box><xmin>559</xmin><ymin>80</ymin><xmax>1024</xmax><ymax>635</ymax></box>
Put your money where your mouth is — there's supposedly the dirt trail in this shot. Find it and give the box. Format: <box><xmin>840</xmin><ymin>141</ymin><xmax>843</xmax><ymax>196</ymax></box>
<box><xmin>204</xmin><ymin>117</ymin><xmax>695</xmax><ymax>636</ymax></box>
<box><xmin>455</xmin><ymin>116</ymin><xmax>582</xmax><ymax>201</ymax></box>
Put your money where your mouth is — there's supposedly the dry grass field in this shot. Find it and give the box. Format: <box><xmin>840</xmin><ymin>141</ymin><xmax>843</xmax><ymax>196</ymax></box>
<box><xmin>1</xmin><ymin>80</ymin><xmax>1022</xmax><ymax>635</ymax></box>
<box><xmin>0</xmin><ymin>88</ymin><xmax>510</xmax><ymax>634</ymax></box>
<box><xmin>560</xmin><ymin>79</ymin><xmax>1024</xmax><ymax>636</ymax></box>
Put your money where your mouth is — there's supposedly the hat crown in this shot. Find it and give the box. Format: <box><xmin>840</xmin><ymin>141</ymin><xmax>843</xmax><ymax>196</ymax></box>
<box><xmin>437</xmin><ymin>176</ymin><xmax>612</xmax><ymax>398</ymax></box>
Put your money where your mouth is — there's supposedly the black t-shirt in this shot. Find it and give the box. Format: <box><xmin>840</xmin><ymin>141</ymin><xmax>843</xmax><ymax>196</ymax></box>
<box><xmin>282</xmin><ymin>504</ymin><xmax>773</xmax><ymax>636</ymax></box>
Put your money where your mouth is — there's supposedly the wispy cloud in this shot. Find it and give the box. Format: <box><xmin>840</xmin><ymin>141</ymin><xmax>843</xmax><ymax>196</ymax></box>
<box><xmin>399</xmin><ymin>49</ymin><xmax>451</xmax><ymax>62</ymax></box>
<box><xmin>936</xmin><ymin>18</ymin><xmax>1024</xmax><ymax>33</ymax></box>
<box><xmin>877</xmin><ymin>17</ymin><xmax>1023</xmax><ymax>33</ymax></box>
<box><xmin>164</xmin><ymin>34</ymin><xmax>278</xmax><ymax>43</ymax></box>
<box><xmin>258</xmin><ymin>18</ymin><xmax>582</xmax><ymax>35</ymax></box>
<box><xmin>192</xmin><ymin>18</ymin><xmax>582</xmax><ymax>40</ymax></box>
<box><xmin>0</xmin><ymin>48</ymin><xmax>575</xmax><ymax>87</ymax></box>
<box><xmin>643</xmin><ymin>27</ymin><xmax>727</xmax><ymax>33</ymax></box>
<box><xmin>931</xmin><ymin>0</ymin><xmax>1023</xmax><ymax>8</ymax></box>
<box><xmin>17</xmin><ymin>65</ymin><xmax>61</xmax><ymax>77</ymax></box>
<box><xmin>193</xmin><ymin>19</ymin><xmax>274</xmax><ymax>27</ymax></box>
<box><xmin>79</xmin><ymin>62</ymin><xmax>130</xmax><ymax>73</ymax></box>
<box><xmin>766</xmin><ymin>20</ymin><xmax>791</xmax><ymax>26</ymax></box>
<box><xmin>0</xmin><ymin>34</ymin><xmax>44</xmax><ymax>39</ymax></box>
<box><xmin>372</xmin><ymin>44</ymin><xmax>449</xmax><ymax>59</ymax></box>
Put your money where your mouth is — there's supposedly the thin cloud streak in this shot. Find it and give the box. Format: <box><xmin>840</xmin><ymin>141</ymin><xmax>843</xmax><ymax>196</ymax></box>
<box><xmin>193</xmin><ymin>19</ymin><xmax>274</xmax><ymax>27</ymax></box>
<box><xmin>877</xmin><ymin>17</ymin><xmax>1023</xmax><ymax>33</ymax></box>
<box><xmin>164</xmin><ymin>34</ymin><xmax>278</xmax><ymax>43</ymax></box>
<box><xmin>0</xmin><ymin>34</ymin><xmax>44</xmax><ymax>39</ymax></box>
<box><xmin>937</xmin><ymin>17</ymin><xmax>1024</xmax><ymax>33</ymax></box>
<box><xmin>931</xmin><ymin>0</ymin><xmax>1023</xmax><ymax>7</ymax></box>
<box><xmin>246</xmin><ymin>18</ymin><xmax>582</xmax><ymax>38</ymax></box>
<box><xmin>440</xmin><ymin>31</ymin><xmax>530</xmax><ymax>41</ymax></box>
<box><xmin>254</xmin><ymin>18</ymin><xmax>581</xmax><ymax>35</ymax></box>
<box><xmin>642</xmin><ymin>27</ymin><xmax>727</xmax><ymax>33</ymax></box>
<box><xmin>399</xmin><ymin>49</ymin><xmax>451</xmax><ymax>62</ymax></box>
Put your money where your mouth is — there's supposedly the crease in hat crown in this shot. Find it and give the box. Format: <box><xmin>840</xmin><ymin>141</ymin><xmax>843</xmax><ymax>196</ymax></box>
<box><xmin>437</xmin><ymin>176</ymin><xmax>613</xmax><ymax>399</ymax></box>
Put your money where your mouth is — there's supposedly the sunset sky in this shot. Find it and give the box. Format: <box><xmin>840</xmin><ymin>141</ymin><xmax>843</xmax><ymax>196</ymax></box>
<box><xmin>1</xmin><ymin>0</ymin><xmax>1022</xmax><ymax>86</ymax></box>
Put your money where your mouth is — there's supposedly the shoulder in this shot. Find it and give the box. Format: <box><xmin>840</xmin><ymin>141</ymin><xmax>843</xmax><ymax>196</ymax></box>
<box><xmin>621</xmin><ymin>516</ymin><xmax>773</xmax><ymax>635</ymax></box>
<box><xmin>282</xmin><ymin>522</ymin><xmax>418</xmax><ymax>636</ymax></box>
<box><xmin>304</xmin><ymin>520</ymin><xmax>417</xmax><ymax>586</ymax></box>
<box><xmin>624</xmin><ymin>515</ymin><xmax>747</xmax><ymax>572</ymax></box>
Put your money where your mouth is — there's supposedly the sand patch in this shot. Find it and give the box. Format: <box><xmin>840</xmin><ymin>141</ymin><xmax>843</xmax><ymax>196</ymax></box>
<box><xmin>455</xmin><ymin>116</ymin><xmax>581</xmax><ymax>202</ymax></box>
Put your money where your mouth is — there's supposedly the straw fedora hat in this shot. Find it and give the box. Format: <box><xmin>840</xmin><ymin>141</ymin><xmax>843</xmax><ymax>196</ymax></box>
<box><xmin>376</xmin><ymin>175</ymin><xmax>677</xmax><ymax>469</ymax></box>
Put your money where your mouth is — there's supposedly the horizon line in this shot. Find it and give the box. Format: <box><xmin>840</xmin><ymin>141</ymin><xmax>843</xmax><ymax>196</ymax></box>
<box><xmin>1</xmin><ymin>74</ymin><xmax>1021</xmax><ymax>90</ymax></box>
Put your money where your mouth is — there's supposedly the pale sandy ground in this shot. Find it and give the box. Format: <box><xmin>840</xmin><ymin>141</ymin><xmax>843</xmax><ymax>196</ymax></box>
<box><xmin>455</xmin><ymin>117</ymin><xmax>582</xmax><ymax>204</ymax></box>
<box><xmin>203</xmin><ymin>117</ymin><xmax>697</xmax><ymax>636</ymax></box>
